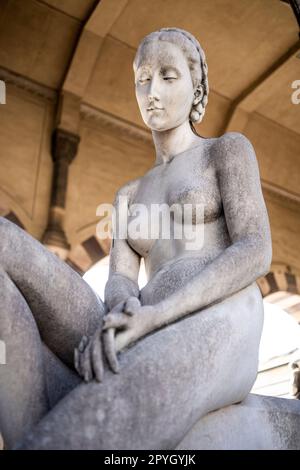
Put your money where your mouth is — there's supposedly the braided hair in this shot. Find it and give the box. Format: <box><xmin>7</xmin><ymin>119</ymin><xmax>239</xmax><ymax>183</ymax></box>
<box><xmin>134</xmin><ymin>27</ymin><xmax>209</xmax><ymax>135</ymax></box>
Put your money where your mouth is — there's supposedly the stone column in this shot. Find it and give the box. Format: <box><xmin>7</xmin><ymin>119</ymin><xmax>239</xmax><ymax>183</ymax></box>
<box><xmin>43</xmin><ymin>128</ymin><xmax>80</xmax><ymax>259</ymax></box>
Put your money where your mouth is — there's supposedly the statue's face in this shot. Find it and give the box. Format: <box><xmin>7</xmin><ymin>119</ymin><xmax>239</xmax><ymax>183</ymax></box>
<box><xmin>134</xmin><ymin>40</ymin><xmax>194</xmax><ymax>131</ymax></box>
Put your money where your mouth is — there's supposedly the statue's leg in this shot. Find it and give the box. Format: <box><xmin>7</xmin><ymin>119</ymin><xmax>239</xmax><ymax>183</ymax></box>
<box><xmin>0</xmin><ymin>217</ymin><xmax>106</xmax><ymax>448</ymax></box>
<box><xmin>0</xmin><ymin>267</ymin><xmax>49</xmax><ymax>448</ymax></box>
<box><xmin>42</xmin><ymin>343</ymin><xmax>81</xmax><ymax>409</ymax></box>
<box><xmin>18</xmin><ymin>283</ymin><xmax>264</xmax><ymax>450</ymax></box>
<box><xmin>0</xmin><ymin>217</ymin><xmax>106</xmax><ymax>368</ymax></box>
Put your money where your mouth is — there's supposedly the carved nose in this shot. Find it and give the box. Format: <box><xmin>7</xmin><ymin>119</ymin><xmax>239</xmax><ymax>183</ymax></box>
<box><xmin>148</xmin><ymin>75</ymin><xmax>160</xmax><ymax>103</ymax></box>
<box><xmin>148</xmin><ymin>94</ymin><xmax>159</xmax><ymax>104</ymax></box>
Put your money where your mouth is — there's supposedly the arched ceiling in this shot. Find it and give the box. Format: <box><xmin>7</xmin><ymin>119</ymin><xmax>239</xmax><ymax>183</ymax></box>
<box><xmin>37</xmin><ymin>0</ymin><xmax>98</xmax><ymax>20</ymax></box>
<box><xmin>62</xmin><ymin>0</ymin><xmax>300</xmax><ymax>139</ymax></box>
<box><xmin>1</xmin><ymin>0</ymin><xmax>299</xmax><ymax>136</ymax></box>
<box><xmin>0</xmin><ymin>0</ymin><xmax>97</xmax><ymax>89</ymax></box>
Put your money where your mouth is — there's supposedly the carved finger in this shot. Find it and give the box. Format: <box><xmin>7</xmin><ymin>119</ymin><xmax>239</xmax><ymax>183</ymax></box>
<box><xmin>102</xmin><ymin>313</ymin><xmax>129</xmax><ymax>331</ymax></box>
<box><xmin>76</xmin><ymin>349</ymin><xmax>87</xmax><ymax>379</ymax></box>
<box><xmin>111</xmin><ymin>300</ymin><xmax>126</xmax><ymax>313</ymax></box>
<box><xmin>77</xmin><ymin>349</ymin><xmax>85</xmax><ymax>378</ymax></box>
<box><xmin>123</xmin><ymin>309</ymin><xmax>135</xmax><ymax>317</ymax></box>
<box><xmin>124</xmin><ymin>297</ymin><xmax>140</xmax><ymax>315</ymax></box>
<box><xmin>78</xmin><ymin>335</ymin><xmax>89</xmax><ymax>353</ymax></box>
<box><xmin>126</xmin><ymin>296</ymin><xmax>141</xmax><ymax>307</ymax></box>
<box><xmin>91</xmin><ymin>333</ymin><xmax>104</xmax><ymax>382</ymax></box>
<box><xmin>74</xmin><ymin>347</ymin><xmax>80</xmax><ymax>374</ymax></box>
<box><xmin>81</xmin><ymin>344</ymin><xmax>93</xmax><ymax>382</ymax></box>
<box><xmin>103</xmin><ymin>328</ymin><xmax>120</xmax><ymax>374</ymax></box>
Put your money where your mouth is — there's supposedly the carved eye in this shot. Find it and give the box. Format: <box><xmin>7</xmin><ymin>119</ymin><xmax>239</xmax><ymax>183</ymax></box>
<box><xmin>161</xmin><ymin>68</ymin><xmax>178</xmax><ymax>81</ymax></box>
<box><xmin>138</xmin><ymin>77</ymin><xmax>151</xmax><ymax>84</ymax></box>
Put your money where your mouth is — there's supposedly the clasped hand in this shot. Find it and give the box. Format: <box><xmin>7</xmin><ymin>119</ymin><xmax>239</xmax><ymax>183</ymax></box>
<box><xmin>74</xmin><ymin>297</ymin><xmax>155</xmax><ymax>382</ymax></box>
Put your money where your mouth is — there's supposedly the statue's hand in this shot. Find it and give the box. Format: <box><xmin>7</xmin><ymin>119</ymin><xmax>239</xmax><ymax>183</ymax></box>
<box><xmin>74</xmin><ymin>298</ymin><xmax>156</xmax><ymax>382</ymax></box>
<box><xmin>102</xmin><ymin>298</ymin><xmax>155</xmax><ymax>372</ymax></box>
<box><xmin>73</xmin><ymin>299</ymin><xmax>127</xmax><ymax>382</ymax></box>
<box><xmin>101</xmin><ymin>297</ymin><xmax>139</xmax><ymax>374</ymax></box>
<box><xmin>74</xmin><ymin>326</ymin><xmax>104</xmax><ymax>383</ymax></box>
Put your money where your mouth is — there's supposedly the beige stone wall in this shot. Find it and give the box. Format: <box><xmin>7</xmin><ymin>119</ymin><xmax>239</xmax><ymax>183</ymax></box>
<box><xmin>246</xmin><ymin>114</ymin><xmax>300</xmax><ymax>195</ymax></box>
<box><xmin>0</xmin><ymin>82</ymin><xmax>54</xmax><ymax>239</ymax></box>
<box><xmin>266</xmin><ymin>195</ymin><xmax>300</xmax><ymax>277</ymax></box>
<box><xmin>65</xmin><ymin>116</ymin><xmax>153</xmax><ymax>246</ymax></box>
<box><xmin>243</xmin><ymin>113</ymin><xmax>300</xmax><ymax>276</ymax></box>
<box><xmin>0</xmin><ymin>0</ymin><xmax>83</xmax><ymax>89</ymax></box>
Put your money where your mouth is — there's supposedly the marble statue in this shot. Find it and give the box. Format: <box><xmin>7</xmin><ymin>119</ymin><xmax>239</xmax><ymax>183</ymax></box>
<box><xmin>0</xmin><ymin>28</ymin><xmax>272</xmax><ymax>450</ymax></box>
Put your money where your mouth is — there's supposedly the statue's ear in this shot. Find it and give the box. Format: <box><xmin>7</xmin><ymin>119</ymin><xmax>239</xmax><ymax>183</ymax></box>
<box><xmin>193</xmin><ymin>84</ymin><xmax>204</xmax><ymax>106</ymax></box>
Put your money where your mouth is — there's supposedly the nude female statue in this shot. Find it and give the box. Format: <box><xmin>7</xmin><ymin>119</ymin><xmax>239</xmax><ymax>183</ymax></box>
<box><xmin>0</xmin><ymin>28</ymin><xmax>272</xmax><ymax>450</ymax></box>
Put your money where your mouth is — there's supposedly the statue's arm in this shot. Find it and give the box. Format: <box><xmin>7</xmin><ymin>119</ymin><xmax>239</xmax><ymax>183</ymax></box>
<box><xmin>149</xmin><ymin>132</ymin><xmax>272</xmax><ymax>330</ymax></box>
<box><xmin>104</xmin><ymin>181</ymin><xmax>141</xmax><ymax>312</ymax></box>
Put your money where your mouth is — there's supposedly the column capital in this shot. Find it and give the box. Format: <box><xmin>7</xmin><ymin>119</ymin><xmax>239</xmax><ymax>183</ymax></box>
<box><xmin>52</xmin><ymin>128</ymin><xmax>80</xmax><ymax>164</ymax></box>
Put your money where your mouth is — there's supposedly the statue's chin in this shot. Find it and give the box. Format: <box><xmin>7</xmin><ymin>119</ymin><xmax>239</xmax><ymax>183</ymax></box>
<box><xmin>142</xmin><ymin>114</ymin><xmax>188</xmax><ymax>133</ymax></box>
<box><xmin>144</xmin><ymin>121</ymin><xmax>179</xmax><ymax>133</ymax></box>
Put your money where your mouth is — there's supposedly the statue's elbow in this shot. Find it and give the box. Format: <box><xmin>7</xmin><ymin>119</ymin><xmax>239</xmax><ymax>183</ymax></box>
<box><xmin>257</xmin><ymin>241</ymin><xmax>273</xmax><ymax>277</ymax></box>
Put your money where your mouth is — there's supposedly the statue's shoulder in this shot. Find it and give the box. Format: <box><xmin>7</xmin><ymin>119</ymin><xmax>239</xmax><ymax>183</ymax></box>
<box><xmin>212</xmin><ymin>131</ymin><xmax>254</xmax><ymax>153</ymax></box>
<box><xmin>114</xmin><ymin>177</ymin><xmax>142</xmax><ymax>204</ymax></box>
<box><xmin>210</xmin><ymin>132</ymin><xmax>256</xmax><ymax>170</ymax></box>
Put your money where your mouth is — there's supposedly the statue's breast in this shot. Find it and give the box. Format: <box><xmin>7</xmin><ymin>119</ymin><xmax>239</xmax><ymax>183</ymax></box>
<box><xmin>166</xmin><ymin>167</ymin><xmax>223</xmax><ymax>224</ymax></box>
<box><xmin>127</xmin><ymin>208</ymin><xmax>157</xmax><ymax>257</ymax></box>
<box><xmin>125</xmin><ymin>154</ymin><xmax>224</xmax><ymax>256</ymax></box>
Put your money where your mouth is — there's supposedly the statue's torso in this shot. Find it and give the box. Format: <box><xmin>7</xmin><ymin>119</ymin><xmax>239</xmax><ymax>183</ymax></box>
<box><xmin>125</xmin><ymin>138</ymin><xmax>232</xmax><ymax>302</ymax></box>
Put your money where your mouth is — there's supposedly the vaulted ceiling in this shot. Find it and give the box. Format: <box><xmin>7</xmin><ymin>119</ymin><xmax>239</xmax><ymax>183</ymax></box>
<box><xmin>1</xmin><ymin>0</ymin><xmax>299</xmax><ymax>135</ymax></box>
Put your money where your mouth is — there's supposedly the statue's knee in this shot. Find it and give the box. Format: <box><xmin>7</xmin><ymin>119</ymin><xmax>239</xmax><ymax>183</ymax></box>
<box><xmin>0</xmin><ymin>216</ymin><xmax>8</xmax><ymax>237</ymax></box>
<box><xmin>0</xmin><ymin>217</ymin><xmax>23</xmax><ymax>262</ymax></box>
<box><xmin>0</xmin><ymin>216</ymin><xmax>18</xmax><ymax>242</ymax></box>
<box><xmin>0</xmin><ymin>270</ymin><xmax>13</xmax><ymax>319</ymax></box>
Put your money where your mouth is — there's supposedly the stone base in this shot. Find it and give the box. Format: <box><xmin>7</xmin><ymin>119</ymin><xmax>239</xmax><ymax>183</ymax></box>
<box><xmin>176</xmin><ymin>394</ymin><xmax>300</xmax><ymax>450</ymax></box>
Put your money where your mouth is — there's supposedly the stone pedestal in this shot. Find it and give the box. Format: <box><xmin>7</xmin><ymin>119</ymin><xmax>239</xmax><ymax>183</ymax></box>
<box><xmin>176</xmin><ymin>394</ymin><xmax>300</xmax><ymax>450</ymax></box>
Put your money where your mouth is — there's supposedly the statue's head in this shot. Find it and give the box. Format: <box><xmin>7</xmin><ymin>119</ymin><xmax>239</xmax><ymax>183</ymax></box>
<box><xmin>133</xmin><ymin>27</ymin><xmax>209</xmax><ymax>132</ymax></box>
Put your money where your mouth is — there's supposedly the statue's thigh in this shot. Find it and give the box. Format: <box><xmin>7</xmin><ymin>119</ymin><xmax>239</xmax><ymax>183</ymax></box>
<box><xmin>42</xmin><ymin>343</ymin><xmax>82</xmax><ymax>408</ymax></box>
<box><xmin>0</xmin><ymin>217</ymin><xmax>105</xmax><ymax>366</ymax></box>
<box><xmin>19</xmin><ymin>283</ymin><xmax>263</xmax><ymax>450</ymax></box>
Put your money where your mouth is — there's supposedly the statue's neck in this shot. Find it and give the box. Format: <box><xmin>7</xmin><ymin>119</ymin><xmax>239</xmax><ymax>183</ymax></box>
<box><xmin>152</xmin><ymin>120</ymin><xmax>202</xmax><ymax>167</ymax></box>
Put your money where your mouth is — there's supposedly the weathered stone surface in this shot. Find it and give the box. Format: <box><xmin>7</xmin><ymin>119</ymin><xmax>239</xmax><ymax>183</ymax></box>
<box><xmin>0</xmin><ymin>27</ymin><xmax>273</xmax><ymax>450</ymax></box>
<box><xmin>18</xmin><ymin>283</ymin><xmax>263</xmax><ymax>450</ymax></box>
<box><xmin>176</xmin><ymin>394</ymin><xmax>300</xmax><ymax>450</ymax></box>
